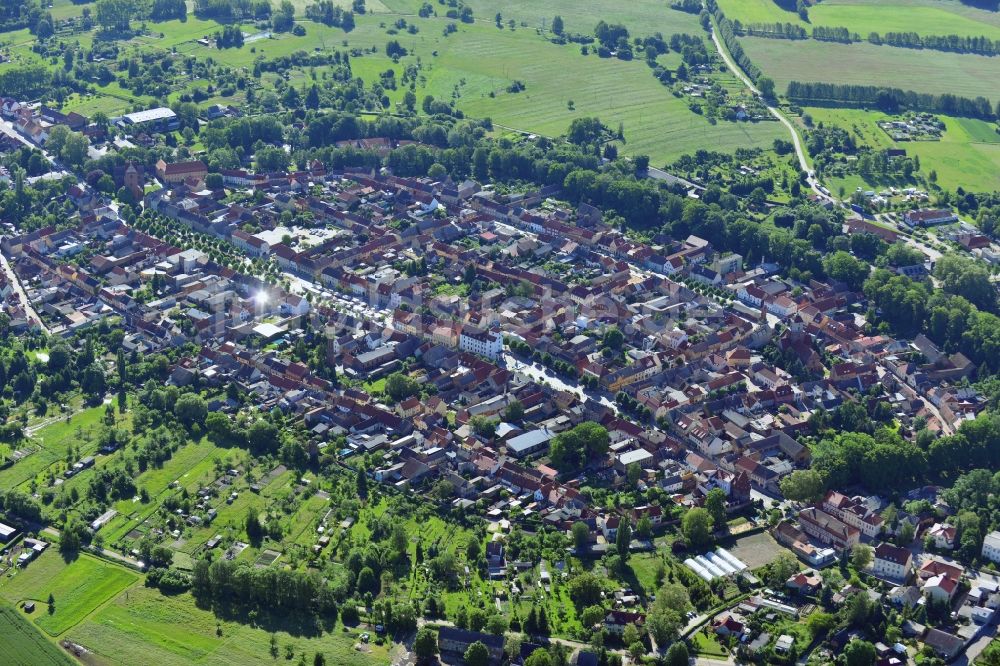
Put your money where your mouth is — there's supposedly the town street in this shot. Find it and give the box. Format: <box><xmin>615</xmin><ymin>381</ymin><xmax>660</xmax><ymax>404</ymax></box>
<box><xmin>0</xmin><ymin>243</ymin><xmax>49</xmax><ymax>334</ymax></box>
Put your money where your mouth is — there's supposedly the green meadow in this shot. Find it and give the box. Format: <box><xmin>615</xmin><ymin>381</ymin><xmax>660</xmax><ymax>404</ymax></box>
<box><xmin>0</xmin><ymin>0</ymin><xmax>787</xmax><ymax>164</ymax></box>
<box><xmin>739</xmin><ymin>36</ymin><xmax>1000</xmax><ymax>101</ymax></box>
<box><xmin>0</xmin><ymin>403</ymin><xmax>113</xmax><ymax>491</ymax></box>
<box><xmin>0</xmin><ymin>604</ymin><xmax>75</xmax><ymax>666</ymax></box>
<box><xmin>0</xmin><ymin>552</ymin><xmax>138</xmax><ymax>637</ymax></box>
<box><xmin>799</xmin><ymin>106</ymin><xmax>1000</xmax><ymax>192</ymax></box>
<box><xmin>67</xmin><ymin>585</ymin><xmax>389</xmax><ymax>666</ymax></box>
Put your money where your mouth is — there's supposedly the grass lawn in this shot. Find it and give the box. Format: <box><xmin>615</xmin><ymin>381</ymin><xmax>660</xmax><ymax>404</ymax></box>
<box><xmin>740</xmin><ymin>36</ymin><xmax>1000</xmax><ymax>102</ymax></box>
<box><xmin>0</xmin><ymin>552</ymin><xmax>138</xmax><ymax>637</ymax></box>
<box><xmin>364</xmin><ymin>377</ymin><xmax>387</xmax><ymax>395</ymax></box>
<box><xmin>627</xmin><ymin>552</ymin><xmax>666</xmax><ymax>597</ymax></box>
<box><xmin>458</xmin><ymin>0</ymin><xmax>702</xmax><ymax>37</ymax></box>
<box><xmin>692</xmin><ymin>629</ymin><xmax>728</xmax><ymax>658</ymax></box>
<box><xmin>0</xmin><ymin>604</ymin><xmax>75</xmax><ymax>666</ymax></box>
<box><xmin>67</xmin><ymin>585</ymin><xmax>388</xmax><ymax>666</ymax></box>
<box><xmin>442</xmin><ymin>24</ymin><xmax>785</xmax><ymax>165</ymax></box>
<box><xmin>48</xmin><ymin>0</ymin><xmax>91</xmax><ymax>22</ymax></box>
<box><xmin>801</xmin><ymin>106</ymin><xmax>1000</xmax><ymax>192</ymax></box>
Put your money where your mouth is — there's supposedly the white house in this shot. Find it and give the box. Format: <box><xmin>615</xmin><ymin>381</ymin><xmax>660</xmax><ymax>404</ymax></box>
<box><xmin>737</xmin><ymin>284</ymin><xmax>766</xmax><ymax>308</ymax></box>
<box><xmin>927</xmin><ymin>523</ymin><xmax>956</xmax><ymax>550</ymax></box>
<box><xmin>923</xmin><ymin>574</ymin><xmax>958</xmax><ymax>604</ymax></box>
<box><xmin>983</xmin><ymin>531</ymin><xmax>1000</xmax><ymax>564</ymax></box>
<box><xmin>280</xmin><ymin>294</ymin><xmax>310</xmax><ymax>317</ymax></box>
<box><xmin>872</xmin><ymin>543</ymin><xmax>912</xmax><ymax>580</ymax></box>
<box><xmin>459</xmin><ymin>325</ymin><xmax>502</xmax><ymax>360</ymax></box>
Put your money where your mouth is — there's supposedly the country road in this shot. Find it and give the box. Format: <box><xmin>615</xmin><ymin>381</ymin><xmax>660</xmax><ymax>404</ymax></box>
<box><xmin>706</xmin><ymin>19</ymin><xmax>832</xmax><ymax>204</ymax></box>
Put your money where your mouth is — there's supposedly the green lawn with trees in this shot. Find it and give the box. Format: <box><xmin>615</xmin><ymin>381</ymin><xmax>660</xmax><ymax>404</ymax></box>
<box><xmin>797</xmin><ymin>106</ymin><xmax>1000</xmax><ymax>193</ymax></box>
<box><xmin>67</xmin><ymin>584</ymin><xmax>387</xmax><ymax>666</ymax></box>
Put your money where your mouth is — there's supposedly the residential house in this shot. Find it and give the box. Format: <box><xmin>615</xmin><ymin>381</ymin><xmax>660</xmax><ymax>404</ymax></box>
<box><xmin>982</xmin><ymin>531</ymin><xmax>1000</xmax><ymax>564</ymax></box>
<box><xmin>872</xmin><ymin>543</ymin><xmax>912</xmax><ymax>581</ymax></box>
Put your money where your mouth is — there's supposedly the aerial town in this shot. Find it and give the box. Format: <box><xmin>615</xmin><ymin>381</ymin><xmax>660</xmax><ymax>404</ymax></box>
<box><xmin>3</xmin><ymin>0</ymin><xmax>1000</xmax><ymax>665</ymax></box>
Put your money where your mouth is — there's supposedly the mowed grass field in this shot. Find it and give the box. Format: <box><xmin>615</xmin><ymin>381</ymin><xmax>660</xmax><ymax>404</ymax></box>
<box><xmin>739</xmin><ymin>36</ymin><xmax>1000</xmax><ymax>101</ymax></box>
<box><xmin>800</xmin><ymin>106</ymin><xmax>1000</xmax><ymax>192</ymax></box>
<box><xmin>0</xmin><ymin>604</ymin><xmax>75</xmax><ymax>666</ymax></box>
<box><xmin>0</xmin><ymin>552</ymin><xmax>138</xmax><ymax>637</ymax></box>
<box><xmin>67</xmin><ymin>585</ymin><xmax>389</xmax><ymax>666</ymax></box>
<box><xmin>718</xmin><ymin>0</ymin><xmax>1000</xmax><ymax>41</ymax></box>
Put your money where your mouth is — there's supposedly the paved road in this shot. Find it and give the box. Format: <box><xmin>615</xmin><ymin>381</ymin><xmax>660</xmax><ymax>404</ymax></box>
<box><xmin>647</xmin><ymin>166</ymin><xmax>704</xmax><ymax>192</ymax></box>
<box><xmin>955</xmin><ymin>623</ymin><xmax>997</xmax><ymax>666</ymax></box>
<box><xmin>0</xmin><ymin>245</ymin><xmax>49</xmax><ymax>333</ymax></box>
<box><xmin>695</xmin><ymin>658</ymin><xmax>735</xmax><ymax>666</ymax></box>
<box><xmin>875</xmin><ymin>214</ymin><xmax>943</xmax><ymax>262</ymax></box>
<box><xmin>0</xmin><ymin>118</ymin><xmax>37</xmax><ymax>152</ymax></box>
<box><xmin>502</xmin><ymin>353</ymin><xmax>619</xmax><ymax>415</ymax></box>
<box><xmin>706</xmin><ymin>19</ymin><xmax>831</xmax><ymax>204</ymax></box>
<box><xmin>0</xmin><ymin>119</ymin><xmax>66</xmax><ymax>173</ymax></box>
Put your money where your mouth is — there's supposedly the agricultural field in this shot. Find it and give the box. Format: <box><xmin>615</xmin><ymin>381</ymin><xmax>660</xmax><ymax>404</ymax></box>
<box><xmin>189</xmin><ymin>10</ymin><xmax>782</xmax><ymax>164</ymax></box>
<box><xmin>67</xmin><ymin>585</ymin><xmax>387</xmax><ymax>666</ymax></box>
<box><xmin>718</xmin><ymin>0</ymin><xmax>1000</xmax><ymax>41</ymax></box>
<box><xmin>0</xmin><ymin>551</ymin><xmax>138</xmax><ymax>637</ymax></box>
<box><xmin>800</xmin><ymin>106</ymin><xmax>1000</xmax><ymax>192</ymax></box>
<box><xmin>458</xmin><ymin>0</ymin><xmax>702</xmax><ymax>36</ymax></box>
<box><xmin>0</xmin><ymin>552</ymin><xmax>384</xmax><ymax>666</ymax></box>
<box><xmin>739</xmin><ymin>36</ymin><xmax>1000</xmax><ymax>102</ymax></box>
<box><xmin>0</xmin><ymin>604</ymin><xmax>75</xmax><ymax>666</ymax></box>
<box><xmin>0</xmin><ymin>0</ymin><xmax>788</xmax><ymax>165</ymax></box>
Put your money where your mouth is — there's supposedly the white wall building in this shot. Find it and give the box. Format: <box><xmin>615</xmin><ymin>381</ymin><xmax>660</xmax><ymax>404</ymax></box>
<box><xmin>983</xmin><ymin>531</ymin><xmax>1000</xmax><ymax>564</ymax></box>
<box><xmin>459</xmin><ymin>326</ymin><xmax>502</xmax><ymax>360</ymax></box>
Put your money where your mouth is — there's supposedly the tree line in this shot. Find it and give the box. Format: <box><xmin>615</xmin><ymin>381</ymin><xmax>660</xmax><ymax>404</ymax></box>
<box><xmin>0</xmin><ymin>64</ymin><xmax>54</xmax><ymax>98</ymax></box>
<box><xmin>786</xmin><ymin>81</ymin><xmax>996</xmax><ymax>119</ymax></box>
<box><xmin>807</xmin><ymin>410</ymin><xmax>1000</xmax><ymax>494</ymax></box>
<box><xmin>869</xmin><ymin>30</ymin><xmax>1000</xmax><ymax>55</ymax></box>
<box><xmin>194</xmin><ymin>0</ymin><xmax>272</xmax><ymax>21</ymax></box>
<box><xmin>731</xmin><ymin>21</ymin><xmax>807</xmax><ymax>40</ymax></box>
<box><xmin>669</xmin><ymin>0</ymin><xmax>702</xmax><ymax>14</ymax></box>
<box><xmin>304</xmin><ymin>1</ymin><xmax>356</xmax><ymax>31</ymax></box>
<box><xmin>732</xmin><ymin>14</ymin><xmax>1000</xmax><ymax>58</ymax></box>
<box><xmin>192</xmin><ymin>558</ymin><xmax>339</xmax><ymax>619</ymax></box>
<box><xmin>812</xmin><ymin>26</ymin><xmax>858</xmax><ymax>43</ymax></box>
<box><xmin>706</xmin><ymin>0</ymin><xmax>761</xmax><ymax>82</ymax></box>
<box><xmin>0</xmin><ymin>0</ymin><xmax>42</xmax><ymax>33</ymax></box>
